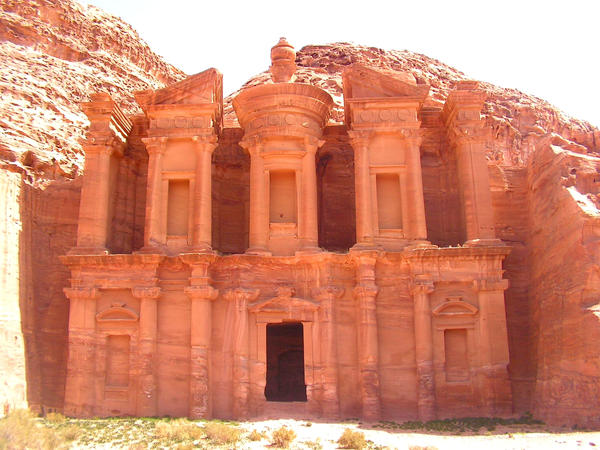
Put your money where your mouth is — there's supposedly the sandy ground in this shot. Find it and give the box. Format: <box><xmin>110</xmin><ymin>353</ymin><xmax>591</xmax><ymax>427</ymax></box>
<box><xmin>236</xmin><ymin>419</ymin><xmax>600</xmax><ymax>449</ymax></box>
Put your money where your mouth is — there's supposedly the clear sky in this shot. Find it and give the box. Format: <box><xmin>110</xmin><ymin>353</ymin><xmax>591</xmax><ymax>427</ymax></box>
<box><xmin>83</xmin><ymin>0</ymin><xmax>599</xmax><ymax>127</ymax></box>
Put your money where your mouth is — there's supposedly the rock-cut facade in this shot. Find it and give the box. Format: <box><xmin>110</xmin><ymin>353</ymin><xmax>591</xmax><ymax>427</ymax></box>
<box><xmin>61</xmin><ymin>39</ymin><xmax>514</xmax><ymax>420</ymax></box>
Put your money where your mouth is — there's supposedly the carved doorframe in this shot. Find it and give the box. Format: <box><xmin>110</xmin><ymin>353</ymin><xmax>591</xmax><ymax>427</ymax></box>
<box><xmin>247</xmin><ymin>288</ymin><xmax>321</xmax><ymax>416</ymax></box>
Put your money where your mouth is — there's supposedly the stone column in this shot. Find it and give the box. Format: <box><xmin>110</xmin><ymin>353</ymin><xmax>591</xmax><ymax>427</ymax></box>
<box><xmin>349</xmin><ymin>131</ymin><xmax>375</xmax><ymax>248</ymax></box>
<box><xmin>132</xmin><ymin>286</ymin><xmax>161</xmax><ymax>417</ymax></box>
<box><xmin>403</xmin><ymin>129</ymin><xmax>428</xmax><ymax>241</ymax></box>
<box><xmin>75</xmin><ymin>143</ymin><xmax>116</xmax><ymax>253</ymax></box>
<box><xmin>313</xmin><ymin>286</ymin><xmax>344</xmax><ymax>418</ymax></box>
<box><xmin>473</xmin><ymin>278</ymin><xmax>512</xmax><ymax>415</ymax></box>
<box><xmin>242</xmin><ymin>140</ymin><xmax>270</xmax><ymax>255</ymax></box>
<box><xmin>298</xmin><ymin>137</ymin><xmax>323</xmax><ymax>253</ymax></box>
<box><xmin>184</xmin><ymin>285</ymin><xmax>219</xmax><ymax>418</ymax></box>
<box><xmin>225</xmin><ymin>288</ymin><xmax>260</xmax><ymax>418</ymax></box>
<box><xmin>454</xmin><ymin>130</ymin><xmax>497</xmax><ymax>244</ymax></box>
<box><xmin>141</xmin><ymin>136</ymin><xmax>167</xmax><ymax>251</ymax></box>
<box><xmin>63</xmin><ymin>287</ymin><xmax>98</xmax><ymax>417</ymax></box>
<box><xmin>191</xmin><ymin>135</ymin><xmax>218</xmax><ymax>252</ymax></box>
<box><xmin>353</xmin><ymin>251</ymin><xmax>380</xmax><ymax>421</ymax></box>
<box><xmin>412</xmin><ymin>277</ymin><xmax>436</xmax><ymax>421</ymax></box>
<box><xmin>445</xmin><ymin>82</ymin><xmax>500</xmax><ymax>246</ymax></box>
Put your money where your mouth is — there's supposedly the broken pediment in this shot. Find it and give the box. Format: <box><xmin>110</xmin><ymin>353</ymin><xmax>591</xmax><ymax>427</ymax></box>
<box><xmin>135</xmin><ymin>68</ymin><xmax>223</xmax><ymax>134</ymax></box>
<box><xmin>96</xmin><ymin>304</ymin><xmax>139</xmax><ymax>322</ymax></box>
<box><xmin>343</xmin><ymin>64</ymin><xmax>429</xmax><ymax>101</ymax></box>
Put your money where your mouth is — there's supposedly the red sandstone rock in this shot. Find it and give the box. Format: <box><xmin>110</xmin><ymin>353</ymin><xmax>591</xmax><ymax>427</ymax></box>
<box><xmin>1</xmin><ymin>0</ymin><xmax>600</xmax><ymax>428</ymax></box>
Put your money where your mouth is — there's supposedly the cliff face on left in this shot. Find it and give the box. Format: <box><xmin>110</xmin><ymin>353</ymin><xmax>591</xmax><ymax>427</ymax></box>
<box><xmin>0</xmin><ymin>0</ymin><xmax>185</xmax><ymax>413</ymax></box>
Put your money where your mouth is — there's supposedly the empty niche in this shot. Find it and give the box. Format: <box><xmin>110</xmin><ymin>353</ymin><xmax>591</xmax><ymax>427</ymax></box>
<box><xmin>444</xmin><ymin>329</ymin><xmax>469</xmax><ymax>382</ymax></box>
<box><xmin>376</xmin><ymin>173</ymin><xmax>402</xmax><ymax>229</ymax></box>
<box><xmin>270</xmin><ymin>170</ymin><xmax>297</xmax><ymax>223</ymax></box>
<box><xmin>167</xmin><ymin>179</ymin><xmax>189</xmax><ymax>236</ymax></box>
<box><xmin>106</xmin><ymin>335</ymin><xmax>130</xmax><ymax>387</ymax></box>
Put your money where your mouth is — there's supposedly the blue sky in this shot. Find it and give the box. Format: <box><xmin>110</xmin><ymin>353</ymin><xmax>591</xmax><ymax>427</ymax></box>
<box><xmin>83</xmin><ymin>0</ymin><xmax>599</xmax><ymax>127</ymax></box>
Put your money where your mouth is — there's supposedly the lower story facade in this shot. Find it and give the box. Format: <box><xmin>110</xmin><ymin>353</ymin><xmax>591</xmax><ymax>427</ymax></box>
<box><xmin>60</xmin><ymin>246</ymin><xmax>512</xmax><ymax>421</ymax></box>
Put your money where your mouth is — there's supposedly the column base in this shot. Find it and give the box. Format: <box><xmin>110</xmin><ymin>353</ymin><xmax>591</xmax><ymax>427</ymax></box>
<box><xmin>405</xmin><ymin>240</ymin><xmax>437</xmax><ymax>250</ymax></box>
<box><xmin>463</xmin><ymin>238</ymin><xmax>505</xmax><ymax>247</ymax></box>
<box><xmin>245</xmin><ymin>247</ymin><xmax>272</xmax><ymax>256</ymax></box>
<box><xmin>136</xmin><ymin>244</ymin><xmax>166</xmax><ymax>254</ymax></box>
<box><xmin>350</xmin><ymin>242</ymin><xmax>383</xmax><ymax>252</ymax></box>
<box><xmin>67</xmin><ymin>246</ymin><xmax>108</xmax><ymax>256</ymax></box>
<box><xmin>295</xmin><ymin>246</ymin><xmax>322</xmax><ymax>256</ymax></box>
<box><xmin>184</xmin><ymin>244</ymin><xmax>215</xmax><ymax>255</ymax></box>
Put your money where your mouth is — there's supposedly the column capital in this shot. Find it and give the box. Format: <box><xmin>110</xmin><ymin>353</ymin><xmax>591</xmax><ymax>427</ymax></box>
<box><xmin>141</xmin><ymin>136</ymin><xmax>168</xmax><ymax>154</ymax></box>
<box><xmin>448</xmin><ymin>124</ymin><xmax>489</xmax><ymax>147</ymax></box>
<box><xmin>239</xmin><ymin>136</ymin><xmax>264</xmax><ymax>156</ymax></box>
<box><xmin>473</xmin><ymin>278</ymin><xmax>509</xmax><ymax>292</ymax></box>
<box><xmin>184</xmin><ymin>285</ymin><xmax>219</xmax><ymax>301</ymax></box>
<box><xmin>131</xmin><ymin>286</ymin><xmax>161</xmax><ymax>299</ymax></box>
<box><xmin>63</xmin><ymin>287</ymin><xmax>97</xmax><ymax>300</ymax></box>
<box><xmin>312</xmin><ymin>285</ymin><xmax>344</xmax><ymax>301</ymax></box>
<box><xmin>411</xmin><ymin>275</ymin><xmax>435</xmax><ymax>295</ymax></box>
<box><xmin>304</xmin><ymin>136</ymin><xmax>325</xmax><ymax>154</ymax></box>
<box><xmin>224</xmin><ymin>288</ymin><xmax>260</xmax><ymax>305</ymax></box>
<box><xmin>191</xmin><ymin>134</ymin><xmax>218</xmax><ymax>152</ymax></box>
<box><xmin>347</xmin><ymin>130</ymin><xmax>373</xmax><ymax>149</ymax></box>
<box><xmin>353</xmin><ymin>285</ymin><xmax>378</xmax><ymax>299</ymax></box>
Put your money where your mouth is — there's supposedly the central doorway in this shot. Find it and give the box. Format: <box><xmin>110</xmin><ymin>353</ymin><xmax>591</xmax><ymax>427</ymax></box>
<box><xmin>265</xmin><ymin>322</ymin><xmax>307</xmax><ymax>402</ymax></box>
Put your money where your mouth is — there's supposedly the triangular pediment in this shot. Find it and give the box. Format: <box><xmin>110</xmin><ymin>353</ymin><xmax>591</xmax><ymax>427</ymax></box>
<box><xmin>342</xmin><ymin>64</ymin><xmax>429</xmax><ymax>100</ymax></box>
<box><xmin>135</xmin><ymin>68</ymin><xmax>222</xmax><ymax>107</ymax></box>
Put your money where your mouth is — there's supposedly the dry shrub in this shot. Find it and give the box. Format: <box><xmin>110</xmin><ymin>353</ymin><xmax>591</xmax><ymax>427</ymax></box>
<box><xmin>59</xmin><ymin>423</ymin><xmax>81</xmax><ymax>442</ymax></box>
<box><xmin>337</xmin><ymin>428</ymin><xmax>367</xmax><ymax>449</ymax></box>
<box><xmin>0</xmin><ymin>409</ymin><xmax>65</xmax><ymax>450</ymax></box>
<box><xmin>203</xmin><ymin>421</ymin><xmax>241</xmax><ymax>444</ymax></box>
<box><xmin>44</xmin><ymin>412</ymin><xmax>67</xmax><ymax>424</ymax></box>
<box><xmin>271</xmin><ymin>425</ymin><xmax>296</xmax><ymax>448</ymax></box>
<box><xmin>248</xmin><ymin>429</ymin><xmax>265</xmax><ymax>441</ymax></box>
<box><xmin>154</xmin><ymin>418</ymin><xmax>203</xmax><ymax>443</ymax></box>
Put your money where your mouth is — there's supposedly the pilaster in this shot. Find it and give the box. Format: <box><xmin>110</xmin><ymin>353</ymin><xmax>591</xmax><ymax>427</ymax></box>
<box><xmin>131</xmin><ymin>286</ymin><xmax>161</xmax><ymax>417</ymax></box>
<box><xmin>411</xmin><ymin>276</ymin><xmax>436</xmax><ymax>421</ymax></box>
<box><xmin>444</xmin><ymin>81</ymin><xmax>502</xmax><ymax>246</ymax></box>
<box><xmin>348</xmin><ymin>131</ymin><xmax>376</xmax><ymax>248</ymax></box>
<box><xmin>352</xmin><ymin>251</ymin><xmax>381</xmax><ymax>422</ymax></box>
<box><xmin>297</xmin><ymin>137</ymin><xmax>325</xmax><ymax>254</ymax></box>
<box><xmin>312</xmin><ymin>285</ymin><xmax>344</xmax><ymax>418</ymax></box>
<box><xmin>224</xmin><ymin>288</ymin><xmax>260</xmax><ymax>419</ymax></box>
<box><xmin>63</xmin><ymin>287</ymin><xmax>98</xmax><ymax>417</ymax></box>
<box><xmin>191</xmin><ymin>134</ymin><xmax>218</xmax><ymax>252</ymax></box>
<box><xmin>140</xmin><ymin>136</ymin><xmax>168</xmax><ymax>252</ymax></box>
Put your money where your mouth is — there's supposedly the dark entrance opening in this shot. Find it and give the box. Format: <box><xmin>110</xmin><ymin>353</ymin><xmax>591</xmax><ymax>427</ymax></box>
<box><xmin>265</xmin><ymin>322</ymin><xmax>307</xmax><ymax>402</ymax></box>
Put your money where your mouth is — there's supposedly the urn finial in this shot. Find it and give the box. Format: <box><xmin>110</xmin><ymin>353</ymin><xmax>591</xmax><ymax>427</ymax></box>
<box><xmin>270</xmin><ymin>37</ymin><xmax>296</xmax><ymax>83</ymax></box>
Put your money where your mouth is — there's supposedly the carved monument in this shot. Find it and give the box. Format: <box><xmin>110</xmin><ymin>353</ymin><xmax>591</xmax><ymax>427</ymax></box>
<box><xmin>61</xmin><ymin>38</ymin><xmax>513</xmax><ymax>420</ymax></box>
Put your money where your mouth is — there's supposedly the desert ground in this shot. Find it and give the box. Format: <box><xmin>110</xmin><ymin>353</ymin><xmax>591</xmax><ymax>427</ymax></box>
<box><xmin>1</xmin><ymin>410</ymin><xmax>599</xmax><ymax>449</ymax></box>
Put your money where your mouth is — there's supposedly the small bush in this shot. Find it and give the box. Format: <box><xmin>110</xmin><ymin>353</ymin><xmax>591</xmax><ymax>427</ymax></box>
<box><xmin>271</xmin><ymin>425</ymin><xmax>296</xmax><ymax>448</ymax></box>
<box><xmin>248</xmin><ymin>429</ymin><xmax>265</xmax><ymax>441</ymax></box>
<box><xmin>337</xmin><ymin>428</ymin><xmax>367</xmax><ymax>449</ymax></box>
<box><xmin>155</xmin><ymin>418</ymin><xmax>203</xmax><ymax>443</ymax></box>
<box><xmin>59</xmin><ymin>423</ymin><xmax>81</xmax><ymax>442</ymax></box>
<box><xmin>203</xmin><ymin>421</ymin><xmax>241</xmax><ymax>444</ymax></box>
<box><xmin>0</xmin><ymin>409</ymin><xmax>65</xmax><ymax>450</ymax></box>
<box><xmin>45</xmin><ymin>412</ymin><xmax>67</xmax><ymax>424</ymax></box>
<box><xmin>305</xmin><ymin>437</ymin><xmax>323</xmax><ymax>449</ymax></box>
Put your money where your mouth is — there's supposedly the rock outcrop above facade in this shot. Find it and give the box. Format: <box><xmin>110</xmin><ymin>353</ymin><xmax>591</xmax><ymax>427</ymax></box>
<box><xmin>0</xmin><ymin>0</ymin><xmax>185</xmax><ymax>181</ymax></box>
<box><xmin>1</xmin><ymin>0</ymin><xmax>600</xmax><ymax>428</ymax></box>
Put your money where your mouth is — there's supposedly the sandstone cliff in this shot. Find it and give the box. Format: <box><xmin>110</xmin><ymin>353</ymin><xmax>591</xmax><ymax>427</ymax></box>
<box><xmin>2</xmin><ymin>0</ymin><xmax>600</xmax><ymax>426</ymax></box>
